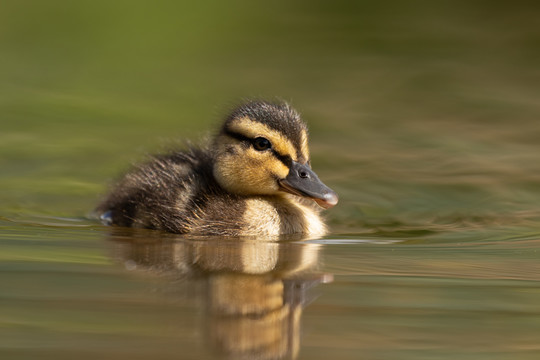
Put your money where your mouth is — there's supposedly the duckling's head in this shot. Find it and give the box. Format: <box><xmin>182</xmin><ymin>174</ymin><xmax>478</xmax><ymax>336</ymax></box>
<box><xmin>212</xmin><ymin>101</ymin><xmax>338</xmax><ymax>209</ymax></box>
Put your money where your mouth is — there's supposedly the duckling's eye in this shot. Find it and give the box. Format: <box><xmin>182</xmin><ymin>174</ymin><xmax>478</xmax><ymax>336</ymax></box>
<box><xmin>253</xmin><ymin>137</ymin><xmax>272</xmax><ymax>151</ymax></box>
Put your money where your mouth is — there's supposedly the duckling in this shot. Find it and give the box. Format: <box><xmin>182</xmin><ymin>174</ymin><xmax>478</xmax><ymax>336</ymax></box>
<box><xmin>96</xmin><ymin>100</ymin><xmax>338</xmax><ymax>237</ymax></box>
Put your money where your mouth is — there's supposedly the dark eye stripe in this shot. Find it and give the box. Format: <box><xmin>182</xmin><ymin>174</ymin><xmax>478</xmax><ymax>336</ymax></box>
<box><xmin>224</xmin><ymin>129</ymin><xmax>292</xmax><ymax>167</ymax></box>
<box><xmin>224</xmin><ymin>129</ymin><xmax>251</xmax><ymax>143</ymax></box>
<box><xmin>271</xmin><ymin>150</ymin><xmax>292</xmax><ymax>167</ymax></box>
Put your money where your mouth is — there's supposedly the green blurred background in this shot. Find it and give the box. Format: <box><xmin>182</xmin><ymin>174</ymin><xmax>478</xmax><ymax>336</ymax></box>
<box><xmin>1</xmin><ymin>0</ymin><xmax>540</xmax><ymax>237</ymax></box>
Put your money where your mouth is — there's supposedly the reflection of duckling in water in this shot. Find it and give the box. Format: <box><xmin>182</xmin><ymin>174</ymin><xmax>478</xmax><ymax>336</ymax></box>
<box><xmin>96</xmin><ymin>101</ymin><xmax>338</xmax><ymax>236</ymax></box>
<box><xmin>108</xmin><ymin>230</ymin><xmax>332</xmax><ymax>360</ymax></box>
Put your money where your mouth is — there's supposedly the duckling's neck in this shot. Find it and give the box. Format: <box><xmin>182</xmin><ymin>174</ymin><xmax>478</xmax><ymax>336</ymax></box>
<box><xmin>241</xmin><ymin>195</ymin><xmax>327</xmax><ymax>237</ymax></box>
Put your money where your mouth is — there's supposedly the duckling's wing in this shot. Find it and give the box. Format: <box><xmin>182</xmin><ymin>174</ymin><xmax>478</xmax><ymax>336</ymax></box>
<box><xmin>96</xmin><ymin>148</ymin><xmax>211</xmax><ymax>233</ymax></box>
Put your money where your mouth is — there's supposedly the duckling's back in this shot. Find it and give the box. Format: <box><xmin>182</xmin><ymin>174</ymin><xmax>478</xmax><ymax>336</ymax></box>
<box><xmin>97</xmin><ymin>147</ymin><xmax>245</xmax><ymax>235</ymax></box>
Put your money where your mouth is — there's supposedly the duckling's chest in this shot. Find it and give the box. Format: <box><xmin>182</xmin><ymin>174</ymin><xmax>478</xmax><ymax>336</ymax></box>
<box><xmin>240</xmin><ymin>197</ymin><xmax>326</xmax><ymax>236</ymax></box>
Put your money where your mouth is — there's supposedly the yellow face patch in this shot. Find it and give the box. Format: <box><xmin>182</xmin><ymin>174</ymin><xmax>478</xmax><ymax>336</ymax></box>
<box><xmin>228</xmin><ymin>117</ymin><xmax>299</xmax><ymax>161</ymax></box>
<box><xmin>213</xmin><ymin>116</ymin><xmax>312</xmax><ymax>196</ymax></box>
<box><xmin>213</xmin><ymin>144</ymin><xmax>290</xmax><ymax>195</ymax></box>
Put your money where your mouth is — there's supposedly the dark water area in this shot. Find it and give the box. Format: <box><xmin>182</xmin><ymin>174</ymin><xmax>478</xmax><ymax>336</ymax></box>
<box><xmin>2</xmin><ymin>1</ymin><xmax>540</xmax><ymax>359</ymax></box>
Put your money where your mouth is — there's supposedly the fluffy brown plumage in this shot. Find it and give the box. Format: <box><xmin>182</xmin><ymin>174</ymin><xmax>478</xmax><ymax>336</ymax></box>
<box><xmin>96</xmin><ymin>100</ymin><xmax>337</xmax><ymax>236</ymax></box>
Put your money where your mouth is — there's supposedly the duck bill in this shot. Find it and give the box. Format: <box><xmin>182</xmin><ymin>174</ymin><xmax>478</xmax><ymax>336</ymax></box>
<box><xmin>278</xmin><ymin>161</ymin><xmax>338</xmax><ymax>209</ymax></box>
